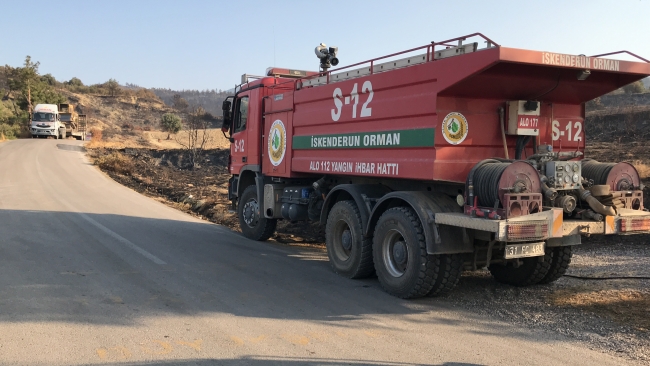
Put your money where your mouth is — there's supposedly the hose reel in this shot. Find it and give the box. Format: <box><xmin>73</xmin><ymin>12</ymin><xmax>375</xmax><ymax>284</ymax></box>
<box><xmin>581</xmin><ymin>160</ymin><xmax>643</xmax><ymax>210</ymax></box>
<box><xmin>582</xmin><ymin>160</ymin><xmax>641</xmax><ymax>191</ymax></box>
<box><xmin>470</xmin><ymin>161</ymin><xmax>542</xmax><ymax>218</ymax></box>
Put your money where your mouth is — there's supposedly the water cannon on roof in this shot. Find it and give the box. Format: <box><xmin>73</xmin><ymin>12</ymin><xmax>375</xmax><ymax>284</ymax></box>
<box><xmin>315</xmin><ymin>43</ymin><xmax>338</xmax><ymax>73</ymax></box>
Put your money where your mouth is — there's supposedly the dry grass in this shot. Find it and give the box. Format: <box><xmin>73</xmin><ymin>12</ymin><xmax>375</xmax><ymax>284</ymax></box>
<box><xmin>147</xmin><ymin>129</ymin><xmax>230</xmax><ymax>150</ymax></box>
<box><xmin>90</xmin><ymin>127</ymin><xmax>103</xmax><ymax>141</ymax></box>
<box><xmin>634</xmin><ymin>161</ymin><xmax>650</xmax><ymax>179</ymax></box>
<box><xmin>84</xmin><ymin>129</ymin><xmax>230</xmax><ymax>151</ymax></box>
<box><xmin>85</xmin><ymin>128</ymin><xmax>105</xmax><ymax>149</ymax></box>
<box><xmin>549</xmin><ymin>289</ymin><xmax>650</xmax><ymax>331</ymax></box>
<box><xmin>94</xmin><ymin>152</ymin><xmax>135</xmax><ymax>175</ymax></box>
<box><xmin>86</xmin><ymin>140</ymin><xmax>143</xmax><ymax>149</ymax></box>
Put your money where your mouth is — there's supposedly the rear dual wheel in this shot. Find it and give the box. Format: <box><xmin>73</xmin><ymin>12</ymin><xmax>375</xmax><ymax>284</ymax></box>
<box><xmin>539</xmin><ymin>246</ymin><xmax>572</xmax><ymax>284</ymax></box>
<box><xmin>372</xmin><ymin>207</ymin><xmax>462</xmax><ymax>299</ymax></box>
<box><xmin>488</xmin><ymin>245</ymin><xmax>573</xmax><ymax>286</ymax></box>
<box><xmin>489</xmin><ymin>253</ymin><xmax>552</xmax><ymax>286</ymax></box>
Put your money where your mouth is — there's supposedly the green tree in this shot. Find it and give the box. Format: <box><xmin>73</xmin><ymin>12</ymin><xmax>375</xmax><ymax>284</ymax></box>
<box><xmin>5</xmin><ymin>56</ymin><xmax>65</xmax><ymax>113</ymax></box>
<box><xmin>66</xmin><ymin>77</ymin><xmax>84</xmax><ymax>87</ymax></box>
<box><xmin>0</xmin><ymin>101</ymin><xmax>13</xmax><ymax>124</ymax></box>
<box><xmin>106</xmin><ymin>78</ymin><xmax>120</xmax><ymax>97</ymax></box>
<box><xmin>6</xmin><ymin>56</ymin><xmax>40</xmax><ymax>112</ymax></box>
<box><xmin>172</xmin><ymin>94</ymin><xmax>189</xmax><ymax>112</ymax></box>
<box><xmin>160</xmin><ymin>113</ymin><xmax>182</xmax><ymax>139</ymax></box>
<box><xmin>175</xmin><ymin>107</ymin><xmax>213</xmax><ymax>168</ymax></box>
<box><xmin>41</xmin><ymin>73</ymin><xmax>56</xmax><ymax>86</ymax></box>
<box><xmin>622</xmin><ymin>81</ymin><xmax>645</xmax><ymax>94</ymax></box>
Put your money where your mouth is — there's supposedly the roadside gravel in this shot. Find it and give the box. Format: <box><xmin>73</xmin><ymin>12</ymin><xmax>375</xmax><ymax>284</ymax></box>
<box><xmin>440</xmin><ymin>236</ymin><xmax>650</xmax><ymax>363</ymax></box>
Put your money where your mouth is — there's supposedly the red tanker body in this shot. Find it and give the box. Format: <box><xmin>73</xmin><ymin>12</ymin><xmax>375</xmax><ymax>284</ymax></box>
<box><xmin>222</xmin><ymin>34</ymin><xmax>650</xmax><ymax>299</ymax></box>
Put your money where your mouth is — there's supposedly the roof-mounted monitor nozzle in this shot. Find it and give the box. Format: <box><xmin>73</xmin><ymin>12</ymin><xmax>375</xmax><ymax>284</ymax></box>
<box><xmin>577</xmin><ymin>69</ymin><xmax>591</xmax><ymax>81</ymax></box>
<box><xmin>315</xmin><ymin>43</ymin><xmax>339</xmax><ymax>73</ymax></box>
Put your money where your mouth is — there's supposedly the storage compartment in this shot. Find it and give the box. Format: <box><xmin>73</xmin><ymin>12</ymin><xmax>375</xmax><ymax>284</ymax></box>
<box><xmin>507</xmin><ymin>100</ymin><xmax>541</xmax><ymax>136</ymax></box>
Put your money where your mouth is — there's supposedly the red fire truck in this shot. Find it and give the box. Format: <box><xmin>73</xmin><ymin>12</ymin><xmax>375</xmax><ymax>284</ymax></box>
<box><xmin>221</xmin><ymin>33</ymin><xmax>650</xmax><ymax>299</ymax></box>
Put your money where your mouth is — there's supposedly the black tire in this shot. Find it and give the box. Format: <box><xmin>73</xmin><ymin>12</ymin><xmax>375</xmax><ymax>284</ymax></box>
<box><xmin>373</xmin><ymin>207</ymin><xmax>437</xmax><ymax>299</ymax></box>
<box><xmin>428</xmin><ymin>254</ymin><xmax>463</xmax><ymax>297</ymax></box>
<box><xmin>539</xmin><ymin>246</ymin><xmax>572</xmax><ymax>284</ymax></box>
<box><xmin>325</xmin><ymin>200</ymin><xmax>374</xmax><ymax>279</ymax></box>
<box><xmin>489</xmin><ymin>249</ymin><xmax>553</xmax><ymax>286</ymax></box>
<box><xmin>237</xmin><ymin>185</ymin><xmax>277</xmax><ymax>241</ymax></box>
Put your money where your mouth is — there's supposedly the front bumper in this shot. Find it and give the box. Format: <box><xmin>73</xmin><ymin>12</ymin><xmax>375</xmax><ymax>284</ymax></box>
<box><xmin>435</xmin><ymin>208</ymin><xmax>650</xmax><ymax>242</ymax></box>
<box><xmin>31</xmin><ymin>128</ymin><xmax>57</xmax><ymax>136</ymax></box>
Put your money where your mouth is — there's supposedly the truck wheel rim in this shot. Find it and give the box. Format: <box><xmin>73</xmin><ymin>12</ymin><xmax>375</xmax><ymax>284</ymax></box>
<box><xmin>243</xmin><ymin>199</ymin><xmax>259</xmax><ymax>227</ymax></box>
<box><xmin>382</xmin><ymin>229</ymin><xmax>408</xmax><ymax>277</ymax></box>
<box><xmin>332</xmin><ymin>220</ymin><xmax>352</xmax><ymax>261</ymax></box>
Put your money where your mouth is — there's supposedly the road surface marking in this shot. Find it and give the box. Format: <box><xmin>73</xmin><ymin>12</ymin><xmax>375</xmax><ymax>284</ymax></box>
<box><xmin>95</xmin><ymin>339</ymin><xmax>204</xmax><ymax>359</ymax></box>
<box><xmin>248</xmin><ymin>335</ymin><xmax>267</xmax><ymax>343</ymax></box>
<box><xmin>282</xmin><ymin>334</ymin><xmax>310</xmax><ymax>345</ymax></box>
<box><xmin>75</xmin><ymin>211</ymin><xmax>167</xmax><ymax>265</ymax></box>
<box><xmin>175</xmin><ymin>339</ymin><xmax>203</xmax><ymax>351</ymax></box>
<box><xmin>35</xmin><ymin>150</ymin><xmax>166</xmax><ymax>265</ymax></box>
<box><xmin>140</xmin><ymin>340</ymin><xmax>173</xmax><ymax>355</ymax></box>
<box><xmin>229</xmin><ymin>336</ymin><xmax>245</xmax><ymax>346</ymax></box>
<box><xmin>96</xmin><ymin>347</ymin><xmax>131</xmax><ymax>360</ymax></box>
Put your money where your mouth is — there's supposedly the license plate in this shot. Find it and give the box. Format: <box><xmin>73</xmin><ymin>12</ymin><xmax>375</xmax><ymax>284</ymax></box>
<box><xmin>504</xmin><ymin>242</ymin><xmax>545</xmax><ymax>259</ymax></box>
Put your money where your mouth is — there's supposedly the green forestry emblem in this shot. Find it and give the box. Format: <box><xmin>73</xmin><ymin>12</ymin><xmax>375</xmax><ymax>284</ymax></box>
<box><xmin>268</xmin><ymin>120</ymin><xmax>287</xmax><ymax>166</ymax></box>
<box><xmin>442</xmin><ymin>112</ymin><xmax>468</xmax><ymax>145</ymax></box>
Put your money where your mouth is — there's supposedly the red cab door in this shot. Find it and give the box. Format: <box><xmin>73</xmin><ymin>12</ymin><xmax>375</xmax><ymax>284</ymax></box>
<box><xmin>230</xmin><ymin>94</ymin><xmax>250</xmax><ymax>175</ymax></box>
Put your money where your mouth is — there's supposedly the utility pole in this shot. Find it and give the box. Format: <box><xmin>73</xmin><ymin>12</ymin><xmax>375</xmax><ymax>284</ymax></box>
<box><xmin>27</xmin><ymin>83</ymin><xmax>32</xmax><ymax>114</ymax></box>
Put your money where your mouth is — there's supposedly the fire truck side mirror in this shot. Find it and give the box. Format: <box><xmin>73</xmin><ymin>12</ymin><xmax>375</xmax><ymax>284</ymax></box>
<box><xmin>222</xmin><ymin>100</ymin><xmax>232</xmax><ymax>111</ymax></box>
<box><xmin>221</xmin><ymin>100</ymin><xmax>232</xmax><ymax>133</ymax></box>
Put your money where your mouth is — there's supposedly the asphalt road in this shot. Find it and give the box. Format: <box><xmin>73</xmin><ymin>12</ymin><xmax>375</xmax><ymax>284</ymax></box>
<box><xmin>0</xmin><ymin>139</ymin><xmax>638</xmax><ymax>366</ymax></box>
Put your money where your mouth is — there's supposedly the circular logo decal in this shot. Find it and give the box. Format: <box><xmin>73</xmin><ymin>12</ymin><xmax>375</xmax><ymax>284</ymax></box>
<box><xmin>268</xmin><ymin>120</ymin><xmax>287</xmax><ymax>166</ymax></box>
<box><xmin>441</xmin><ymin>112</ymin><xmax>468</xmax><ymax>145</ymax></box>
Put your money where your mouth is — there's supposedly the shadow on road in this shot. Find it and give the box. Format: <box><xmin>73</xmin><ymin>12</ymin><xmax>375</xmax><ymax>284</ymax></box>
<box><xmin>0</xmin><ymin>209</ymin><xmax>591</xmax><ymax>347</ymax></box>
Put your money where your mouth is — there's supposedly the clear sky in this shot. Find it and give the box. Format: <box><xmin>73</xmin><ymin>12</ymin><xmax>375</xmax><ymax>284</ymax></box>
<box><xmin>3</xmin><ymin>0</ymin><xmax>649</xmax><ymax>91</ymax></box>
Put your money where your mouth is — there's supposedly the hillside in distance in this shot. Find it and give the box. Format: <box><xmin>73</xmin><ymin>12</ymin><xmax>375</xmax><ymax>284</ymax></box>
<box><xmin>151</xmin><ymin>88</ymin><xmax>229</xmax><ymax>116</ymax></box>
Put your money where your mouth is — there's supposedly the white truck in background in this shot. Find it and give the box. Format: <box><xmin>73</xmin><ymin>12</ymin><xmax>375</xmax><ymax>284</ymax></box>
<box><xmin>30</xmin><ymin>103</ymin><xmax>87</xmax><ymax>140</ymax></box>
<box><xmin>30</xmin><ymin>104</ymin><xmax>66</xmax><ymax>139</ymax></box>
